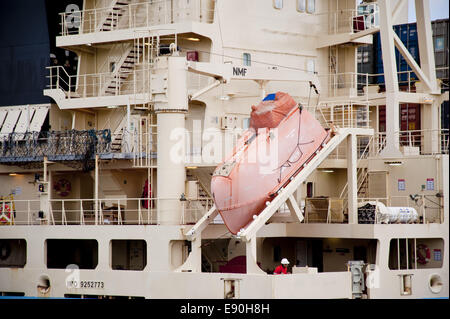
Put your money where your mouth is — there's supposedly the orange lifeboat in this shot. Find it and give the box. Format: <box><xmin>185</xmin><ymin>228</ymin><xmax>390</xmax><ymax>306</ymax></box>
<box><xmin>211</xmin><ymin>92</ymin><xmax>331</xmax><ymax>235</ymax></box>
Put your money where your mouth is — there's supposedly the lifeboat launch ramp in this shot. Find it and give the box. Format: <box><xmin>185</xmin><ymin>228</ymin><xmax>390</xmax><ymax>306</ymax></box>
<box><xmin>182</xmin><ymin>126</ymin><xmax>373</xmax><ymax>274</ymax></box>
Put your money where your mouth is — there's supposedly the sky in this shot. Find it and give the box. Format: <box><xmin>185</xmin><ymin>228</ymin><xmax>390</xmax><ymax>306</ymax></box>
<box><xmin>408</xmin><ymin>0</ymin><xmax>450</xmax><ymax>22</ymax></box>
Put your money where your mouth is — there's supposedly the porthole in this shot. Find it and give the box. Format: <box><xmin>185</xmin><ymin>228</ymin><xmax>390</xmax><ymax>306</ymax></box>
<box><xmin>37</xmin><ymin>275</ymin><xmax>51</xmax><ymax>295</ymax></box>
<box><xmin>429</xmin><ymin>274</ymin><xmax>443</xmax><ymax>294</ymax></box>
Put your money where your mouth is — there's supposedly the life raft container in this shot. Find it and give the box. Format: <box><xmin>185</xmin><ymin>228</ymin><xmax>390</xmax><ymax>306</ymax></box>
<box><xmin>211</xmin><ymin>92</ymin><xmax>330</xmax><ymax>235</ymax></box>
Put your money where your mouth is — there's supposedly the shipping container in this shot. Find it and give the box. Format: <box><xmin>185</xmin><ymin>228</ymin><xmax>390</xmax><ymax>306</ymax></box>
<box><xmin>372</xmin><ymin>19</ymin><xmax>448</xmax><ymax>86</ymax></box>
<box><xmin>379</xmin><ymin>104</ymin><xmax>421</xmax><ymax>132</ymax></box>
<box><xmin>379</xmin><ymin>103</ymin><xmax>422</xmax><ymax>148</ymax></box>
<box><xmin>359</xmin><ymin>19</ymin><xmax>448</xmax><ymax>145</ymax></box>
<box><xmin>357</xmin><ymin>44</ymin><xmax>375</xmax><ymax>87</ymax></box>
<box><xmin>432</xmin><ymin>19</ymin><xmax>449</xmax><ymax>82</ymax></box>
<box><xmin>373</xmin><ymin>23</ymin><xmax>420</xmax><ymax>85</ymax></box>
<box><xmin>442</xmin><ymin>101</ymin><xmax>449</xmax><ymax>130</ymax></box>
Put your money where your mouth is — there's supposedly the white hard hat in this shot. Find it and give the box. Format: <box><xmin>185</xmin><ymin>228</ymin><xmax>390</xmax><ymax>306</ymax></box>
<box><xmin>281</xmin><ymin>258</ymin><xmax>289</xmax><ymax>265</ymax></box>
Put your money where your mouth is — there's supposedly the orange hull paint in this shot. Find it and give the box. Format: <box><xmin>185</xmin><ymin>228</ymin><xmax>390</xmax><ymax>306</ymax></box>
<box><xmin>211</xmin><ymin>94</ymin><xmax>330</xmax><ymax>235</ymax></box>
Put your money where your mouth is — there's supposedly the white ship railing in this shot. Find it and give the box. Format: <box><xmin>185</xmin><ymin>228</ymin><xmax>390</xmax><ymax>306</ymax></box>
<box><xmin>307</xmin><ymin>100</ymin><xmax>371</xmax><ymax>129</ymax></box>
<box><xmin>60</xmin><ymin>0</ymin><xmax>215</xmax><ymax>36</ymax></box>
<box><xmin>1</xmin><ymin>193</ymin><xmax>442</xmax><ymax>226</ymax></box>
<box><xmin>318</xmin><ymin>72</ymin><xmax>371</xmax><ymax>99</ymax></box>
<box><xmin>46</xmin><ymin>66</ymin><xmax>152</xmax><ymax>99</ymax></box>
<box><xmin>305</xmin><ymin>100</ymin><xmax>371</xmax><ymax>161</ymax></box>
<box><xmin>1</xmin><ymin>197</ymin><xmax>213</xmax><ymax>226</ymax></box>
<box><xmin>371</xmin><ymin>129</ymin><xmax>449</xmax><ymax>156</ymax></box>
<box><xmin>46</xmin><ymin>66</ymin><xmax>210</xmax><ymax>100</ymax></box>
<box><xmin>366</xmin><ymin>67</ymin><xmax>449</xmax><ymax>92</ymax></box>
<box><xmin>318</xmin><ymin>68</ymin><xmax>448</xmax><ymax>100</ymax></box>
<box><xmin>314</xmin><ymin>6</ymin><xmax>379</xmax><ymax>35</ymax></box>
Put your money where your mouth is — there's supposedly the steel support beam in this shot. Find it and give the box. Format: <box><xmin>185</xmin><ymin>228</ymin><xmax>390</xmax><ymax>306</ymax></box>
<box><xmin>393</xmin><ymin>33</ymin><xmax>434</xmax><ymax>92</ymax></box>
<box><xmin>185</xmin><ymin>205</ymin><xmax>218</xmax><ymax>240</ymax></box>
<box><xmin>415</xmin><ymin>0</ymin><xmax>438</xmax><ymax>92</ymax></box>
<box><xmin>286</xmin><ymin>194</ymin><xmax>304</xmax><ymax>223</ymax></box>
<box><xmin>347</xmin><ymin>133</ymin><xmax>358</xmax><ymax>224</ymax></box>
<box><xmin>378</xmin><ymin>0</ymin><xmax>402</xmax><ymax>157</ymax></box>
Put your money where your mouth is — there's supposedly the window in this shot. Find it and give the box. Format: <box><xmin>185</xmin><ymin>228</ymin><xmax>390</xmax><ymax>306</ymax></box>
<box><xmin>0</xmin><ymin>292</ymin><xmax>25</xmax><ymax>297</ymax></box>
<box><xmin>306</xmin><ymin>0</ymin><xmax>315</xmax><ymax>13</ymax></box>
<box><xmin>363</xmin><ymin>51</ymin><xmax>369</xmax><ymax>63</ymax></box>
<box><xmin>389</xmin><ymin>238</ymin><xmax>444</xmax><ymax>270</ymax></box>
<box><xmin>242</xmin><ymin>118</ymin><xmax>250</xmax><ymax>130</ymax></box>
<box><xmin>306</xmin><ymin>182</ymin><xmax>314</xmax><ymax>198</ymax></box>
<box><xmin>0</xmin><ymin>239</ymin><xmax>26</xmax><ymax>268</ymax></box>
<box><xmin>111</xmin><ymin>240</ymin><xmax>147</xmax><ymax>271</ymax></box>
<box><xmin>297</xmin><ymin>0</ymin><xmax>306</xmax><ymax>12</ymax></box>
<box><xmin>435</xmin><ymin>37</ymin><xmax>444</xmax><ymax>51</ymax></box>
<box><xmin>273</xmin><ymin>0</ymin><xmax>283</xmax><ymax>9</ymax></box>
<box><xmin>46</xmin><ymin>239</ymin><xmax>98</xmax><ymax>269</ymax></box>
<box><xmin>306</xmin><ymin>59</ymin><xmax>315</xmax><ymax>74</ymax></box>
<box><xmin>243</xmin><ymin>53</ymin><xmax>251</xmax><ymax>66</ymax></box>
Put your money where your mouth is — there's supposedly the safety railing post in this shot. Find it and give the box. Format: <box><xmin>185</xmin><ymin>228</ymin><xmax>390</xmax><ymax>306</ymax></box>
<box><xmin>146</xmin><ymin>2</ymin><xmax>149</xmax><ymax>27</ymax></box>
<box><xmin>27</xmin><ymin>201</ymin><xmax>31</xmax><ymax>225</ymax></box>
<box><xmin>366</xmin><ymin>73</ymin><xmax>369</xmax><ymax>102</ymax></box>
<box><xmin>80</xmin><ymin>200</ymin><xmax>84</xmax><ymax>225</ymax></box>
<box><xmin>83</xmin><ymin>75</ymin><xmax>86</xmax><ymax>97</ymax></box>
<box><xmin>422</xmin><ymin>195</ymin><xmax>426</xmax><ymax>224</ymax></box>
<box><xmin>408</xmin><ymin>71</ymin><xmax>411</xmax><ymax>92</ymax></box>
<box><xmin>138</xmin><ymin>199</ymin><xmax>142</xmax><ymax>225</ymax></box>
<box><xmin>99</xmin><ymin>200</ymin><xmax>103</xmax><ymax>225</ymax></box>
<box><xmin>375</xmin><ymin>199</ymin><xmax>379</xmax><ymax>224</ymax></box>
<box><xmin>62</xmin><ymin>200</ymin><xmax>67</xmax><ymax>225</ymax></box>
<box><xmin>56</xmin><ymin>67</ymin><xmax>60</xmax><ymax>90</ymax></box>
<box><xmin>118</xmin><ymin>199</ymin><xmax>122</xmax><ymax>225</ymax></box>
<box><xmin>62</xmin><ymin>13</ymin><xmax>65</xmax><ymax>36</ymax></box>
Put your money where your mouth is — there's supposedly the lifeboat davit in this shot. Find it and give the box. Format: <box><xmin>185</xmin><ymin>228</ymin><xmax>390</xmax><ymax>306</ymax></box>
<box><xmin>211</xmin><ymin>92</ymin><xmax>331</xmax><ymax>235</ymax></box>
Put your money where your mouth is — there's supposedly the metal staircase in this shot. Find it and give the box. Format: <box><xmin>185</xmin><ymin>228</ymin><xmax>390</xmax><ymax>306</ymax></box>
<box><xmin>98</xmin><ymin>0</ymin><xmax>130</xmax><ymax>32</ymax></box>
<box><xmin>339</xmin><ymin>135</ymin><xmax>373</xmax><ymax>211</ymax></box>
<box><xmin>357</xmin><ymin>167</ymin><xmax>369</xmax><ymax>198</ymax></box>
<box><xmin>111</xmin><ymin>117</ymin><xmax>127</xmax><ymax>153</ymax></box>
<box><xmin>104</xmin><ymin>43</ymin><xmax>143</xmax><ymax>96</ymax></box>
<box><xmin>185</xmin><ymin>171</ymin><xmax>214</xmax><ymax>214</ymax></box>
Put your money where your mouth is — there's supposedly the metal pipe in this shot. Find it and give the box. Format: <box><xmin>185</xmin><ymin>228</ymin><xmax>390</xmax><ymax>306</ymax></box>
<box><xmin>94</xmin><ymin>154</ymin><xmax>99</xmax><ymax>225</ymax></box>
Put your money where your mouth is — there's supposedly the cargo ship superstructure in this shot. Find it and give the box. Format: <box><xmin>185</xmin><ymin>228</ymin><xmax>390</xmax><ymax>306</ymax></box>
<box><xmin>0</xmin><ymin>0</ymin><xmax>448</xmax><ymax>299</ymax></box>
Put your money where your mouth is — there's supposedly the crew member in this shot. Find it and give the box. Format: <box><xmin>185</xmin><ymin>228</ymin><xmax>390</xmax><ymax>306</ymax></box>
<box><xmin>273</xmin><ymin>258</ymin><xmax>290</xmax><ymax>274</ymax></box>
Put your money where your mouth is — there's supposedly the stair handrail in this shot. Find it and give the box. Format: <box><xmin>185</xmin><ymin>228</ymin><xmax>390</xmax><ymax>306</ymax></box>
<box><xmin>101</xmin><ymin>42</ymin><xmax>142</xmax><ymax>95</ymax></box>
<box><xmin>94</xmin><ymin>0</ymin><xmax>129</xmax><ymax>33</ymax></box>
<box><xmin>97</xmin><ymin>42</ymin><xmax>132</xmax><ymax>74</ymax></box>
<box><xmin>196</xmin><ymin>178</ymin><xmax>212</xmax><ymax>199</ymax></box>
<box><xmin>46</xmin><ymin>65</ymin><xmax>75</xmax><ymax>93</ymax></box>
<box><xmin>339</xmin><ymin>134</ymin><xmax>374</xmax><ymax>199</ymax></box>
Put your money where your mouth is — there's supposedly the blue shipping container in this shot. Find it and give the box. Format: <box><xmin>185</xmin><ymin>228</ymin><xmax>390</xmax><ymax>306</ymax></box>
<box><xmin>374</xmin><ymin>22</ymin><xmax>420</xmax><ymax>85</ymax></box>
